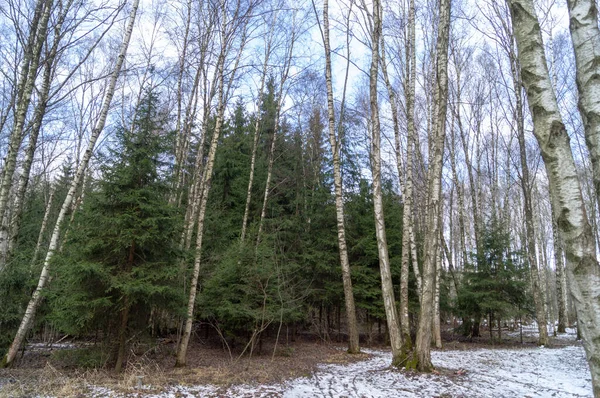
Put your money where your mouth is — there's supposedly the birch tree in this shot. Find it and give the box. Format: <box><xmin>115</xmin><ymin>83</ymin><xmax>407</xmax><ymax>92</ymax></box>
<box><xmin>410</xmin><ymin>0</ymin><xmax>451</xmax><ymax>372</ymax></box>
<box><xmin>0</xmin><ymin>0</ymin><xmax>54</xmax><ymax>267</ymax></box>
<box><xmin>380</xmin><ymin>0</ymin><xmax>414</xmax><ymax>353</ymax></box>
<box><xmin>508</xmin><ymin>0</ymin><xmax>600</xmax><ymax>394</ymax></box>
<box><xmin>368</xmin><ymin>0</ymin><xmax>403</xmax><ymax>365</ymax></box>
<box><xmin>0</xmin><ymin>0</ymin><xmax>117</xmax><ymax>268</ymax></box>
<box><xmin>175</xmin><ymin>0</ymin><xmax>254</xmax><ymax>366</ymax></box>
<box><xmin>2</xmin><ymin>0</ymin><xmax>140</xmax><ymax>367</ymax></box>
<box><xmin>240</xmin><ymin>11</ymin><xmax>277</xmax><ymax>243</ymax></box>
<box><xmin>566</xmin><ymin>0</ymin><xmax>600</xmax><ymax>215</ymax></box>
<box><xmin>315</xmin><ymin>0</ymin><xmax>360</xmax><ymax>354</ymax></box>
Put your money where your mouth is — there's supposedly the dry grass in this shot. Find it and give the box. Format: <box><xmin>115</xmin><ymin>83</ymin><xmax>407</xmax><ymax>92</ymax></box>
<box><xmin>0</xmin><ymin>339</ymin><xmax>370</xmax><ymax>397</ymax></box>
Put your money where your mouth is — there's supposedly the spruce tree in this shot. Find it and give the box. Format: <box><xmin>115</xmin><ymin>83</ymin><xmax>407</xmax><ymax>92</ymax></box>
<box><xmin>48</xmin><ymin>90</ymin><xmax>182</xmax><ymax>371</ymax></box>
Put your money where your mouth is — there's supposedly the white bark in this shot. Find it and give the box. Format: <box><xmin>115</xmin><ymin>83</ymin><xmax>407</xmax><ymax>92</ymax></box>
<box><xmin>380</xmin><ymin>2</ymin><xmax>412</xmax><ymax>347</ymax></box>
<box><xmin>567</xmin><ymin>0</ymin><xmax>600</xmax><ymax>214</ymax></box>
<box><xmin>240</xmin><ymin>18</ymin><xmax>275</xmax><ymax>243</ymax></box>
<box><xmin>2</xmin><ymin>0</ymin><xmax>140</xmax><ymax>367</ymax></box>
<box><xmin>30</xmin><ymin>187</ymin><xmax>55</xmax><ymax>269</ymax></box>
<box><xmin>0</xmin><ymin>0</ymin><xmax>74</xmax><ymax>267</ymax></box>
<box><xmin>176</xmin><ymin>0</ymin><xmax>251</xmax><ymax>365</ymax></box>
<box><xmin>509</xmin><ymin>0</ymin><xmax>600</xmax><ymax>394</ymax></box>
<box><xmin>0</xmin><ymin>0</ymin><xmax>53</xmax><ymax>256</ymax></box>
<box><xmin>413</xmin><ymin>0</ymin><xmax>451</xmax><ymax>372</ymax></box>
<box><xmin>255</xmin><ymin>44</ymin><xmax>295</xmax><ymax>246</ymax></box>
<box><xmin>321</xmin><ymin>0</ymin><xmax>360</xmax><ymax>354</ymax></box>
<box><xmin>368</xmin><ymin>0</ymin><xmax>403</xmax><ymax>365</ymax></box>
<box><xmin>176</xmin><ymin>48</ymin><xmax>226</xmax><ymax>367</ymax></box>
<box><xmin>433</xmin><ymin>243</ymin><xmax>442</xmax><ymax>349</ymax></box>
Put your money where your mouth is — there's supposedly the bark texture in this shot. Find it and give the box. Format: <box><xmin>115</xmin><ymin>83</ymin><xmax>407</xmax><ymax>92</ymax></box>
<box><xmin>176</xmin><ymin>50</ymin><xmax>226</xmax><ymax>367</ymax></box>
<box><xmin>552</xmin><ymin>201</ymin><xmax>568</xmax><ymax>333</ymax></box>
<box><xmin>509</xmin><ymin>0</ymin><xmax>600</xmax><ymax>394</ymax></box>
<box><xmin>511</xmin><ymin>55</ymin><xmax>549</xmax><ymax>346</ymax></box>
<box><xmin>369</xmin><ymin>0</ymin><xmax>403</xmax><ymax>365</ymax></box>
<box><xmin>2</xmin><ymin>0</ymin><xmax>140</xmax><ymax>367</ymax></box>
<box><xmin>567</xmin><ymin>0</ymin><xmax>600</xmax><ymax>214</ymax></box>
<box><xmin>322</xmin><ymin>0</ymin><xmax>360</xmax><ymax>354</ymax></box>
<box><xmin>0</xmin><ymin>0</ymin><xmax>53</xmax><ymax>268</ymax></box>
<box><xmin>412</xmin><ymin>0</ymin><xmax>451</xmax><ymax>372</ymax></box>
<box><xmin>379</xmin><ymin>0</ymin><xmax>414</xmax><ymax>350</ymax></box>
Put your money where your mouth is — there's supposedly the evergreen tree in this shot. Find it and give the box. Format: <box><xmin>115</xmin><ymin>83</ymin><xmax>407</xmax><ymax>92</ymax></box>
<box><xmin>456</xmin><ymin>216</ymin><xmax>531</xmax><ymax>338</ymax></box>
<box><xmin>47</xmin><ymin>90</ymin><xmax>183</xmax><ymax>371</ymax></box>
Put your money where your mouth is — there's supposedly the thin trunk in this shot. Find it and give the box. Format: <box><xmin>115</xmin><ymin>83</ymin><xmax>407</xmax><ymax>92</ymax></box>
<box><xmin>380</xmin><ymin>13</ymin><xmax>411</xmax><ymax>349</ymax></box>
<box><xmin>256</xmin><ymin>125</ymin><xmax>277</xmax><ymax>244</ymax></box>
<box><xmin>410</xmin><ymin>227</ymin><xmax>422</xmax><ymax>299</ymax></box>
<box><xmin>441</xmin><ymin>233</ymin><xmax>458</xmax><ymax>292</ymax></box>
<box><xmin>2</xmin><ymin>0</ymin><xmax>140</xmax><ymax>367</ymax></box>
<box><xmin>172</xmin><ymin>0</ymin><xmax>193</xmax><ymax>198</ymax></box>
<box><xmin>401</xmin><ymin>0</ymin><xmax>416</xmax><ymax>349</ymax></box>
<box><xmin>1</xmin><ymin>0</ymin><xmax>73</xmax><ymax>265</ymax></box>
<box><xmin>319</xmin><ymin>0</ymin><xmax>360</xmax><ymax>353</ymax></box>
<box><xmin>176</xmin><ymin>50</ymin><xmax>226</xmax><ymax>366</ymax></box>
<box><xmin>567</xmin><ymin>0</ymin><xmax>600</xmax><ymax>215</ymax></box>
<box><xmin>448</xmin><ymin>121</ymin><xmax>468</xmax><ymax>269</ymax></box>
<box><xmin>0</xmin><ymin>0</ymin><xmax>53</xmax><ymax>253</ymax></box>
<box><xmin>509</xmin><ymin>0</ymin><xmax>600</xmax><ymax>394</ymax></box>
<box><xmin>369</xmin><ymin>0</ymin><xmax>403</xmax><ymax>365</ymax></box>
<box><xmin>240</xmin><ymin>20</ymin><xmax>275</xmax><ymax>242</ymax></box>
<box><xmin>255</xmin><ymin>25</ymin><xmax>295</xmax><ymax>246</ymax></box>
<box><xmin>552</xmin><ymin>199</ymin><xmax>568</xmax><ymax>333</ymax></box>
<box><xmin>512</xmin><ymin>63</ymin><xmax>549</xmax><ymax>345</ymax></box>
<box><xmin>433</xmin><ymin>242</ymin><xmax>442</xmax><ymax>348</ymax></box>
<box><xmin>412</xmin><ymin>0</ymin><xmax>451</xmax><ymax>372</ymax></box>
<box><xmin>176</xmin><ymin>0</ymin><xmax>249</xmax><ymax>363</ymax></box>
<box><xmin>31</xmin><ymin>187</ymin><xmax>55</xmax><ymax>269</ymax></box>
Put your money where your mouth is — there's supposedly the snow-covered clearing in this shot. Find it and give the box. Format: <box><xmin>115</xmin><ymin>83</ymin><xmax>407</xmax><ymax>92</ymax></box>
<box><xmin>90</xmin><ymin>343</ymin><xmax>592</xmax><ymax>397</ymax></box>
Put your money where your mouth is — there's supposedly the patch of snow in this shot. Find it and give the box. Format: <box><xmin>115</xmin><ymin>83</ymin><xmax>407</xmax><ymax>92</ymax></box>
<box><xmin>85</xmin><ymin>344</ymin><xmax>592</xmax><ymax>397</ymax></box>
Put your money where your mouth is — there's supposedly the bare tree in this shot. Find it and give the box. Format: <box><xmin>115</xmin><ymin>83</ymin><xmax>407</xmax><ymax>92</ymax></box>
<box><xmin>0</xmin><ymin>0</ymin><xmax>54</xmax><ymax>267</ymax></box>
<box><xmin>175</xmin><ymin>0</ymin><xmax>254</xmax><ymax>366</ymax></box>
<box><xmin>240</xmin><ymin>11</ymin><xmax>276</xmax><ymax>243</ymax></box>
<box><xmin>368</xmin><ymin>0</ymin><xmax>403</xmax><ymax>365</ymax></box>
<box><xmin>411</xmin><ymin>0</ymin><xmax>451</xmax><ymax>372</ymax></box>
<box><xmin>313</xmin><ymin>0</ymin><xmax>360</xmax><ymax>354</ymax></box>
<box><xmin>566</xmin><ymin>0</ymin><xmax>600</xmax><ymax>216</ymax></box>
<box><xmin>2</xmin><ymin>0</ymin><xmax>140</xmax><ymax>367</ymax></box>
<box><xmin>508</xmin><ymin>0</ymin><xmax>600</xmax><ymax>394</ymax></box>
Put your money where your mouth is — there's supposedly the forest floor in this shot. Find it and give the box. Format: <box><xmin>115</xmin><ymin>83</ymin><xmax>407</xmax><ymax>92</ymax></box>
<box><xmin>0</xmin><ymin>325</ymin><xmax>591</xmax><ymax>397</ymax></box>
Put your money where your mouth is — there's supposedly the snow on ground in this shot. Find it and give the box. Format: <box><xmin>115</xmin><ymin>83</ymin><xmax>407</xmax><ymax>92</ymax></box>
<box><xmin>90</xmin><ymin>343</ymin><xmax>592</xmax><ymax>397</ymax></box>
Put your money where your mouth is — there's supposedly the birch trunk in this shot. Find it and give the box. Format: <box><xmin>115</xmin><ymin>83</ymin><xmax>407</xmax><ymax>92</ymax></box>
<box><xmin>552</xmin><ymin>200</ymin><xmax>568</xmax><ymax>333</ymax></box>
<box><xmin>321</xmin><ymin>0</ymin><xmax>360</xmax><ymax>354</ymax></box>
<box><xmin>31</xmin><ymin>187</ymin><xmax>55</xmax><ymax>269</ymax></box>
<box><xmin>412</xmin><ymin>0</ymin><xmax>451</xmax><ymax>372</ymax></box>
<box><xmin>433</xmin><ymin>244</ymin><xmax>442</xmax><ymax>348</ymax></box>
<box><xmin>448</xmin><ymin>111</ymin><xmax>468</xmax><ymax>269</ymax></box>
<box><xmin>369</xmin><ymin>0</ymin><xmax>403</xmax><ymax>365</ymax></box>
<box><xmin>378</xmin><ymin>0</ymin><xmax>415</xmax><ymax>351</ymax></box>
<box><xmin>172</xmin><ymin>0</ymin><xmax>193</xmax><ymax>199</ymax></box>
<box><xmin>509</xmin><ymin>0</ymin><xmax>600</xmax><ymax>394</ymax></box>
<box><xmin>0</xmin><ymin>0</ymin><xmax>73</xmax><ymax>266</ymax></box>
<box><xmin>0</xmin><ymin>0</ymin><xmax>53</xmax><ymax>254</ymax></box>
<box><xmin>2</xmin><ymin>0</ymin><xmax>139</xmax><ymax>367</ymax></box>
<box><xmin>176</xmin><ymin>0</ymin><xmax>250</xmax><ymax>363</ymax></box>
<box><xmin>512</xmin><ymin>60</ymin><xmax>549</xmax><ymax>345</ymax></box>
<box><xmin>176</xmin><ymin>50</ymin><xmax>226</xmax><ymax>367</ymax></box>
<box><xmin>255</xmin><ymin>25</ymin><xmax>295</xmax><ymax>246</ymax></box>
<box><xmin>567</xmin><ymin>0</ymin><xmax>600</xmax><ymax>214</ymax></box>
<box><xmin>240</xmin><ymin>22</ymin><xmax>274</xmax><ymax>242</ymax></box>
